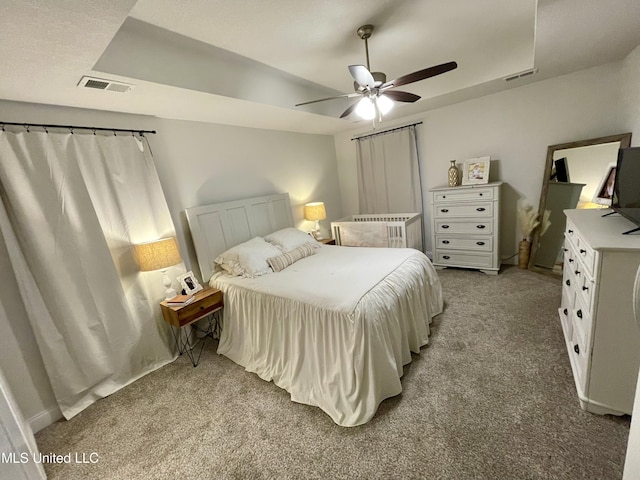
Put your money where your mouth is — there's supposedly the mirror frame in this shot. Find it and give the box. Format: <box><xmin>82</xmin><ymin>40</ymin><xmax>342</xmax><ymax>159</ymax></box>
<box><xmin>528</xmin><ymin>132</ymin><xmax>632</xmax><ymax>272</ymax></box>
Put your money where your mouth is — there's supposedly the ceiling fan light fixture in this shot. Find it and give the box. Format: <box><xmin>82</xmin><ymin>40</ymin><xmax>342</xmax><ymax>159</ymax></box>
<box><xmin>377</xmin><ymin>95</ymin><xmax>394</xmax><ymax>115</ymax></box>
<box><xmin>355</xmin><ymin>97</ymin><xmax>376</xmax><ymax>120</ymax></box>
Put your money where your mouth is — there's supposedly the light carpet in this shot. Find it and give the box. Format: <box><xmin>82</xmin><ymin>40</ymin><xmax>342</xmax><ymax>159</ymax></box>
<box><xmin>35</xmin><ymin>266</ymin><xmax>630</xmax><ymax>479</ymax></box>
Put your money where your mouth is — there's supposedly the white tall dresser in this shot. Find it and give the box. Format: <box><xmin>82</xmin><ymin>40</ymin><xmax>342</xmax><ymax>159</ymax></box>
<box><xmin>429</xmin><ymin>182</ymin><xmax>502</xmax><ymax>275</ymax></box>
<box><xmin>560</xmin><ymin>208</ymin><xmax>640</xmax><ymax>415</ymax></box>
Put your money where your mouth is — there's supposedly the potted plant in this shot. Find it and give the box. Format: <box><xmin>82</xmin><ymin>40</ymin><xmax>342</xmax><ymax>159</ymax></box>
<box><xmin>517</xmin><ymin>201</ymin><xmax>550</xmax><ymax>269</ymax></box>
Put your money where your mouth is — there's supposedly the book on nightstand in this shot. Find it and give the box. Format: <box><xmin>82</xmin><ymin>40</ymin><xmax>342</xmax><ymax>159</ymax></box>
<box><xmin>165</xmin><ymin>294</ymin><xmax>195</xmax><ymax>306</ymax></box>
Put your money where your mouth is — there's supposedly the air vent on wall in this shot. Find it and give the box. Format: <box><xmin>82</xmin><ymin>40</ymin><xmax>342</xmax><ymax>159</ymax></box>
<box><xmin>504</xmin><ymin>68</ymin><xmax>539</xmax><ymax>82</ymax></box>
<box><xmin>77</xmin><ymin>76</ymin><xmax>134</xmax><ymax>93</ymax></box>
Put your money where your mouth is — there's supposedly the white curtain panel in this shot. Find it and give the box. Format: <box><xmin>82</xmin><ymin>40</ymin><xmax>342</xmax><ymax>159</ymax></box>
<box><xmin>356</xmin><ymin>125</ymin><xmax>423</xmax><ymax>214</ymax></box>
<box><xmin>0</xmin><ymin>369</ymin><xmax>46</xmax><ymax>480</ymax></box>
<box><xmin>0</xmin><ymin>129</ymin><xmax>179</xmax><ymax>419</ymax></box>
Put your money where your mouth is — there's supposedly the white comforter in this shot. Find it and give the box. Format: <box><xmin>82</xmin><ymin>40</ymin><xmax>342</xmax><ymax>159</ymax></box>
<box><xmin>210</xmin><ymin>245</ymin><xmax>443</xmax><ymax>426</ymax></box>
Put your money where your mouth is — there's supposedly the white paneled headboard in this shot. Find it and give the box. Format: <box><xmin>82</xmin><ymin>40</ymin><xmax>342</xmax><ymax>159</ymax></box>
<box><xmin>185</xmin><ymin>193</ymin><xmax>294</xmax><ymax>282</ymax></box>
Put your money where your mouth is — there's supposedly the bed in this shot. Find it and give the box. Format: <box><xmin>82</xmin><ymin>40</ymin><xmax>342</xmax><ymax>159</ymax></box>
<box><xmin>185</xmin><ymin>193</ymin><xmax>443</xmax><ymax>426</ymax></box>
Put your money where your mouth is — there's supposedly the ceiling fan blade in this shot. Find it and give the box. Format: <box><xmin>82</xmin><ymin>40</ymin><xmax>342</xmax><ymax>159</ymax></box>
<box><xmin>348</xmin><ymin>65</ymin><xmax>375</xmax><ymax>89</ymax></box>
<box><xmin>383</xmin><ymin>90</ymin><xmax>421</xmax><ymax>103</ymax></box>
<box><xmin>339</xmin><ymin>102</ymin><xmax>358</xmax><ymax>119</ymax></box>
<box><xmin>295</xmin><ymin>93</ymin><xmax>359</xmax><ymax>107</ymax></box>
<box><xmin>382</xmin><ymin>61</ymin><xmax>458</xmax><ymax>89</ymax></box>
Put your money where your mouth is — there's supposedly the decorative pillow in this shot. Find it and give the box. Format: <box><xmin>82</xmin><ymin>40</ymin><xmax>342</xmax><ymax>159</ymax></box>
<box><xmin>237</xmin><ymin>239</ymin><xmax>282</xmax><ymax>278</ymax></box>
<box><xmin>214</xmin><ymin>237</ymin><xmax>280</xmax><ymax>277</ymax></box>
<box><xmin>267</xmin><ymin>243</ymin><xmax>316</xmax><ymax>272</ymax></box>
<box><xmin>264</xmin><ymin>227</ymin><xmax>319</xmax><ymax>253</ymax></box>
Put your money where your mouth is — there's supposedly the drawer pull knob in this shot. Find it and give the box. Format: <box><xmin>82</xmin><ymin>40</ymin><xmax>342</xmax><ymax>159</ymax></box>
<box><xmin>575</xmin><ymin>270</ymin><xmax>580</xmax><ymax>275</ymax></box>
<box><xmin>566</xmin><ymin>279</ymin><xmax>571</xmax><ymax>286</ymax></box>
<box><xmin>577</xmin><ymin>310</ymin><xmax>582</xmax><ymax>319</ymax></box>
<box><xmin>476</xmin><ymin>225</ymin><xmax>486</xmax><ymax>229</ymax></box>
<box><xmin>476</xmin><ymin>241</ymin><xmax>485</xmax><ymax>246</ymax></box>
<box><xmin>568</xmin><ymin>229</ymin><xmax>574</xmax><ymax>234</ymax></box>
<box><xmin>569</xmin><ymin>258</ymin><xmax>574</xmax><ymax>263</ymax></box>
<box><xmin>563</xmin><ymin>248</ymin><xmax>568</xmax><ymax>252</ymax></box>
<box><xmin>563</xmin><ymin>308</ymin><xmax>568</xmax><ymax>316</ymax></box>
<box><xmin>442</xmin><ymin>195</ymin><xmax>446</xmax><ymax>199</ymax></box>
<box><xmin>441</xmin><ymin>209</ymin><xmax>449</xmax><ymax>213</ymax></box>
<box><xmin>476</xmin><ymin>207</ymin><xmax>486</xmax><ymax>212</ymax></box>
<box><xmin>442</xmin><ymin>240</ymin><xmax>450</xmax><ymax>244</ymax></box>
<box><xmin>580</xmin><ymin>249</ymin><xmax>586</xmax><ymax>254</ymax></box>
<box><xmin>442</xmin><ymin>225</ymin><xmax>450</xmax><ymax>229</ymax></box>
<box><xmin>574</xmin><ymin>344</ymin><xmax>580</xmax><ymax>355</ymax></box>
<box><xmin>582</xmin><ymin>286</ymin><xmax>589</xmax><ymax>291</ymax></box>
<box><xmin>443</xmin><ymin>255</ymin><xmax>450</xmax><ymax>260</ymax></box>
<box><xmin>479</xmin><ymin>193</ymin><xmax>483</xmax><ymax>196</ymax></box>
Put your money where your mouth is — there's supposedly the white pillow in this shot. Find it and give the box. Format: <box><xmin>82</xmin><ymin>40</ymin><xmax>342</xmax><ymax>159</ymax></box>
<box><xmin>214</xmin><ymin>237</ymin><xmax>280</xmax><ymax>277</ymax></box>
<box><xmin>237</xmin><ymin>239</ymin><xmax>282</xmax><ymax>278</ymax></box>
<box><xmin>264</xmin><ymin>227</ymin><xmax>319</xmax><ymax>253</ymax></box>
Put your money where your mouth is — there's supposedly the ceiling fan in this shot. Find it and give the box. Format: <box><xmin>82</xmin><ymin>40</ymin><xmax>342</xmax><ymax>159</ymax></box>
<box><xmin>295</xmin><ymin>24</ymin><xmax>458</xmax><ymax>121</ymax></box>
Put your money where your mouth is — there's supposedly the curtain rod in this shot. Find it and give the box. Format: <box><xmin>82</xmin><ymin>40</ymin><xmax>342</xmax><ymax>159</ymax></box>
<box><xmin>0</xmin><ymin>121</ymin><xmax>156</xmax><ymax>135</ymax></box>
<box><xmin>351</xmin><ymin>121</ymin><xmax>422</xmax><ymax>141</ymax></box>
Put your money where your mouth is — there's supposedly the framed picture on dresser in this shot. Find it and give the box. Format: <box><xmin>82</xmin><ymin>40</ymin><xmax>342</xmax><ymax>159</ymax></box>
<box><xmin>462</xmin><ymin>156</ymin><xmax>491</xmax><ymax>185</ymax></box>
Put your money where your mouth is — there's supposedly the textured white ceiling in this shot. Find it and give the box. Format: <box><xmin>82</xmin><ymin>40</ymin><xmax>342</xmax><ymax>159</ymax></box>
<box><xmin>0</xmin><ymin>0</ymin><xmax>639</xmax><ymax>135</ymax></box>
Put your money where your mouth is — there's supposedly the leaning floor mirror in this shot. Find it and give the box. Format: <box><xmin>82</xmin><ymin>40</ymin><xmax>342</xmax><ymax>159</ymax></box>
<box><xmin>529</xmin><ymin>132</ymin><xmax>632</xmax><ymax>274</ymax></box>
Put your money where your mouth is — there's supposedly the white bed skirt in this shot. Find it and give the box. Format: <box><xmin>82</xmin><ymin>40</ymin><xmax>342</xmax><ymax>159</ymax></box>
<box><xmin>212</xmin><ymin>247</ymin><xmax>443</xmax><ymax>426</ymax></box>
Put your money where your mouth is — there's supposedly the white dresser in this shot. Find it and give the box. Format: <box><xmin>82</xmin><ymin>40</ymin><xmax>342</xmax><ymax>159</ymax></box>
<box><xmin>429</xmin><ymin>182</ymin><xmax>502</xmax><ymax>275</ymax></box>
<box><xmin>560</xmin><ymin>208</ymin><xmax>640</xmax><ymax>415</ymax></box>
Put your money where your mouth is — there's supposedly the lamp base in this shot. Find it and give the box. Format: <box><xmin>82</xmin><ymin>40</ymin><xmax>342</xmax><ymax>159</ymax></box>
<box><xmin>162</xmin><ymin>269</ymin><xmax>177</xmax><ymax>300</ymax></box>
<box><xmin>314</xmin><ymin>220</ymin><xmax>324</xmax><ymax>240</ymax></box>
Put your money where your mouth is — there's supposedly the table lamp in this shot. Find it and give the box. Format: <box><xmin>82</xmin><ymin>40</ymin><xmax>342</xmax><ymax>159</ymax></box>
<box><xmin>134</xmin><ymin>237</ymin><xmax>182</xmax><ymax>300</ymax></box>
<box><xmin>304</xmin><ymin>202</ymin><xmax>326</xmax><ymax>240</ymax></box>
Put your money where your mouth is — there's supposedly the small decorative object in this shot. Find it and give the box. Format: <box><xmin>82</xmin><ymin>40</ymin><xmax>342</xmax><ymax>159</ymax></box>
<box><xmin>304</xmin><ymin>201</ymin><xmax>327</xmax><ymax>240</ymax></box>
<box><xmin>177</xmin><ymin>271</ymin><xmax>203</xmax><ymax>295</ymax></box>
<box><xmin>134</xmin><ymin>237</ymin><xmax>183</xmax><ymax>300</ymax></box>
<box><xmin>517</xmin><ymin>201</ymin><xmax>551</xmax><ymax>269</ymax></box>
<box><xmin>518</xmin><ymin>239</ymin><xmax>532</xmax><ymax>269</ymax></box>
<box><xmin>447</xmin><ymin>160</ymin><xmax>460</xmax><ymax>187</ymax></box>
<box><xmin>462</xmin><ymin>156</ymin><xmax>491</xmax><ymax>185</ymax></box>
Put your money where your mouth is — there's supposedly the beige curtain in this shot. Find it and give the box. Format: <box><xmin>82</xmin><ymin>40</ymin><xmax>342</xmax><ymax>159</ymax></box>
<box><xmin>356</xmin><ymin>125</ymin><xmax>423</xmax><ymax>214</ymax></box>
<box><xmin>0</xmin><ymin>128</ymin><xmax>180</xmax><ymax>419</ymax></box>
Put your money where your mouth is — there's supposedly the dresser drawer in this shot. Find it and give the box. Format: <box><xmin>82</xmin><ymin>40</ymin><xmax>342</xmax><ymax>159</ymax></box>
<box><xmin>559</xmin><ymin>285</ymin><xmax>574</xmax><ymax>341</ymax></box>
<box><xmin>433</xmin><ymin>187</ymin><xmax>494</xmax><ymax>203</ymax></box>
<box><xmin>435</xmin><ymin>220</ymin><xmax>493</xmax><ymax>235</ymax></box>
<box><xmin>435</xmin><ymin>236</ymin><xmax>493</xmax><ymax>252</ymax></box>
<box><xmin>434</xmin><ymin>202</ymin><xmax>493</xmax><ymax>218</ymax></box>
<box><xmin>576</xmin><ymin>267</ymin><xmax>595</xmax><ymax>312</ymax></box>
<box><xmin>575</xmin><ymin>239</ymin><xmax>596</xmax><ymax>277</ymax></box>
<box><xmin>434</xmin><ymin>251</ymin><xmax>493</xmax><ymax>268</ymax></box>
<box><xmin>572</xmin><ymin>294</ymin><xmax>593</xmax><ymax>343</ymax></box>
<box><xmin>565</xmin><ymin>221</ymin><xmax>595</xmax><ymax>270</ymax></box>
<box><xmin>570</xmin><ymin>323</ymin><xmax>589</xmax><ymax>390</ymax></box>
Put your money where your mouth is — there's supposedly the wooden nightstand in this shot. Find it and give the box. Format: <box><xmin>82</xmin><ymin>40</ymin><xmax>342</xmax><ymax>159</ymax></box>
<box><xmin>160</xmin><ymin>287</ymin><xmax>223</xmax><ymax>367</ymax></box>
<box><xmin>319</xmin><ymin>238</ymin><xmax>336</xmax><ymax>245</ymax></box>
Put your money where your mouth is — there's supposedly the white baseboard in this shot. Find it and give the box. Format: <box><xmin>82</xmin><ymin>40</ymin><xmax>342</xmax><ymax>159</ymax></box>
<box><xmin>28</xmin><ymin>405</ymin><xmax>62</xmax><ymax>433</ymax></box>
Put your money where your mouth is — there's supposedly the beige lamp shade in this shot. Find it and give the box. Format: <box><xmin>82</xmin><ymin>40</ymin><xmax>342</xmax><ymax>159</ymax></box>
<box><xmin>134</xmin><ymin>237</ymin><xmax>182</xmax><ymax>272</ymax></box>
<box><xmin>304</xmin><ymin>202</ymin><xmax>326</xmax><ymax>221</ymax></box>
